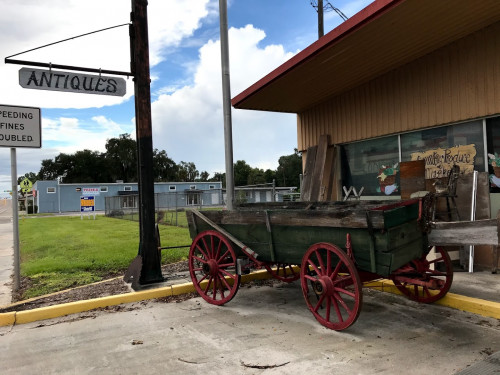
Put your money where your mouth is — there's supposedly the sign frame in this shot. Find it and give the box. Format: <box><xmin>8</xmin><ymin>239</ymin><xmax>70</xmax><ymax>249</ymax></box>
<box><xmin>19</xmin><ymin>68</ymin><xmax>127</xmax><ymax>97</ymax></box>
<box><xmin>0</xmin><ymin>104</ymin><xmax>41</xmax><ymax>148</ymax></box>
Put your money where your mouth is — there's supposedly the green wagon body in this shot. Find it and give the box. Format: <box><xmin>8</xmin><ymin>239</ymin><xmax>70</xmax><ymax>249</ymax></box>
<box><xmin>186</xmin><ymin>200</ymin><xmax>427</xmax><ymax>278</ymax></box>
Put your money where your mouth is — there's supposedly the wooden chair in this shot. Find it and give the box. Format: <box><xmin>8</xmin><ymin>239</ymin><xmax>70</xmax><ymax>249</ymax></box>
<box><xmin>432</xmin><ymin>165</ymin><xmax>460</xmax><ymax>221</ymax></box>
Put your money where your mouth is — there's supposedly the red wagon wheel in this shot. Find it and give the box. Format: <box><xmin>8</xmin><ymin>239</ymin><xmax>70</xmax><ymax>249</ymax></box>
<box><xmin>391</xmin><ymin>246</ymin><xmax>453</xmax><ymax>303</ymax></box>
<box><xmin>189</xmin><ymin>230</ymin><xmax>241</xmax><ymax>305</ymax></box>
<box><xmin>264</xmin><ymin>263</ymin><xmax>300</xmax><ymax>283</ymax></box>
<box><xmin>300</xmin><ymin>242</ymin><xmax>362</xmax><ymax>331</ymax></box>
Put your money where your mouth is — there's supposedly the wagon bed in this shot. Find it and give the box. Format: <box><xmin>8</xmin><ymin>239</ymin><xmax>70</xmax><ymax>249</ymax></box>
<box><xmin>185</xmin><ymin>199</ymin><xmax>453</xmax><ymax>330</ymax></box>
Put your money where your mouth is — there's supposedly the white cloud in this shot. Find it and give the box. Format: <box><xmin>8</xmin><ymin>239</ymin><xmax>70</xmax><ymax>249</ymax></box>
<box><xmin>151</xmin><ymin>24</ymin><xmax>297</xmax><ymax>174</ymax></box>
<box><xmin>0</xmin><ymin>0</ymin><xmax>212</xmax><ymax>109</ymax></box>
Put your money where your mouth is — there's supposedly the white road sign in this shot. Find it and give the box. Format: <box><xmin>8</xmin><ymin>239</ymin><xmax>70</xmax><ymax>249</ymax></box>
<box><xmin>19</xmin><ymin>68</ymin><xmax>126</xmax><ymax>97</ymax></box>
<box><xmin>0</xmin><ymin>104</ymin><xmax>41</xmax><ymax>148</ymax></box>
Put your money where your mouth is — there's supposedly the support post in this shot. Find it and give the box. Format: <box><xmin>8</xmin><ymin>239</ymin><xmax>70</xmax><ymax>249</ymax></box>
<box><xmin>495</xmin><ymin>210</ymin><xmax>500</xmax><ymax>274</ymax></box>
<box><xmin>10</xmin><ymin>148</ymin><xmax>20</xmax><ymax>291</ymax></box>
<box><xmin>130</xmin><ymin>0</ymin><xmax>162</xmax><ymax>284</ymax></box>
<box><xmin>219</xmin><ymin>0</ymin><xmax>235</xmax><ymax>211</ymax></box>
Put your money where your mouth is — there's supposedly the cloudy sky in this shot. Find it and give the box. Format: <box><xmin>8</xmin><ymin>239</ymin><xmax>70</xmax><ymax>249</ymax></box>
<box><xmin>0</xmin><ymin>0</ymin><xmax>373</xmax><ymax>198</ymax></box>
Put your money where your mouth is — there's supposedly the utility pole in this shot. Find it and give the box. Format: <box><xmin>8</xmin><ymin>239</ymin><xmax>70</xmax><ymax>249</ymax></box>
<box><xmin>318</xmin><ymin>0</ymin><xmax>324</xmax><ymax>38</ymax></box>
<box><xmin>129</xmin><ymin>0</ymin><xmax>163</xmax><ymax>284</ymax></box>
<box><xmin>219</xmin><ymin>0</ymin><xmax>235</xmax><ymax>210</ymax></box>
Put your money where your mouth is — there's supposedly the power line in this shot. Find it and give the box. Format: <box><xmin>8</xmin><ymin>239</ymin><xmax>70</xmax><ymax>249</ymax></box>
<box><xmin>310</xmin><ymin>1</ymin><xmax>348</xmax><ymax>21</ymax></box>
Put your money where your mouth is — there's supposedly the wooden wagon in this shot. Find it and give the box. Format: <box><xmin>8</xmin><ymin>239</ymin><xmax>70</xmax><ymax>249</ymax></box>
<box><xmin>185</xmin><ymin>199</ymin><xmax>453</xmax><ymax>330</ymax></box>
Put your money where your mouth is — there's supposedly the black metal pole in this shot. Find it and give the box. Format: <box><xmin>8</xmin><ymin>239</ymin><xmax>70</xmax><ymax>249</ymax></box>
<box><xmin>130</xmin><ymin>0</ymin><xmax>163</xmax><ymax>284</ymax></box>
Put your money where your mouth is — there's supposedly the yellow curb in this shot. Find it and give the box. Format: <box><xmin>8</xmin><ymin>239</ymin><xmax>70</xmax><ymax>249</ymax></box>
<box><xmin>0</xmin><ymin>276</ymin><xmax>124</xmax><ymax>311</ymax></box>
<box><xmin>0</xmin><ymin>269</ymin><xmax>271</xmax><ymax>327</ymax></box>
<box><xmin>3</xmin><ymin>270</ymin><xmax>499</xmax><ymax>327</ymax></box>
<box><xmin>0</xmin><ymin>311</ymin><xmax>15</xmax><ymax>326</ymax></box>
<box><xmin>365</xmin><ymin>279</ymin><xmax>500</xmax><ymax>320</ymax></box>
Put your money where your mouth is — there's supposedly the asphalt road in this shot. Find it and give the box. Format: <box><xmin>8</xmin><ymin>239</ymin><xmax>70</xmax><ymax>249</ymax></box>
<box><xmin>1</xmin><ymin>282</ymin><xmax>499</xmax><ymax>374</ymax></box>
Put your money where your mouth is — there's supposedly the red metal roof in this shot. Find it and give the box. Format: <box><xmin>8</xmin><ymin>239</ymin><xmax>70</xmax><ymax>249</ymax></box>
<box><xmin>232</xmin><ymin>0</ymin><xmax>500</xmax><ymax>113</ymax></box>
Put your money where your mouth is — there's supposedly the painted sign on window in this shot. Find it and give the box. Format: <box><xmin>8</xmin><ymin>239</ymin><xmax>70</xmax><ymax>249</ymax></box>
<box><xmin>410</xmin><ymin>144</ymin><xmax>476</xmax><ymax>179</ymax></box>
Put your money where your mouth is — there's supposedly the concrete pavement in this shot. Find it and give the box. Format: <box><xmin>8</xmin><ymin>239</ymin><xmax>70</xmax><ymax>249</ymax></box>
<box><xmin>1</xmin><ymin>281</ymin><xmax>499</xmax><ymax>375</ymax></box>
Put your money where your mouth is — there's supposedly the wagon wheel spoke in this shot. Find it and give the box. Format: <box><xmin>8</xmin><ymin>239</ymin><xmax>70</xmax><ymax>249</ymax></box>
<box><xmin>331</xmin><ymin>297</ymin><xmax>343</xmax><ymax>323</ymax></box>
<box><xmin>189</xmin><ymin>230</ymin><xmax>241</xmax><ymax>306</ymax></box>
<box><xmin>392</xmin><ymin>246</ymin><xmax>453</xmax><ymax>303</ymax></box>
<box><xmin>333</xmin><ymin>291</ymin><xmax>352</xmax><ymax>315</ymax></box>
<box><xmin>334</xmin><ymin>286</ymin><xmax>356</xmax><ymax>299</ymax></box>
<box><xmin>300</xmin><ymin>242</ymin><xmax>362</xmax><ymax>331</ymax></box>
<box><xmin>306</xmin><ymin>259</ymin><xmax>322</xmax><ymax>276</ymax></box>
<box><xmin>263</xmin><ymin>263</ymin><xmax>300</xmax><ymax>283</ymax></box>
<box><xmin>217</xmin><ymin>249</ymin><xmax>231</xmax><ymax>264</ymax></box>
<box><xmin>329</xmin><ymin>260</ymin><xmax>343</xmax><ymax>280</ymax></box>
<box><xmin>191</xmin><ymin>255</ymin><xmax>208</xmax><ymax>265</ymax></box>
<box><xmin>195</xmin><ymin>244</ymin><xmax>210</xmax><ymax>261</ymax></box>
<box><xmin>204</xmin><ymin>276</ymin><xmax>214</xmax><ymax>294</ymax></box>
<box><xmin>314</xmin><ymin>294</ymin><xmax>326</xmax><ymax>313</ymax></box>
<box><xmin>314</xmin><ymin>250</ymin><xmax>326</xmax><ymax>274</ymax></box>
<box><xmin>219</xmin><ymin>268</ymin><xmax>238</xmax><ymax>280</ymax></box>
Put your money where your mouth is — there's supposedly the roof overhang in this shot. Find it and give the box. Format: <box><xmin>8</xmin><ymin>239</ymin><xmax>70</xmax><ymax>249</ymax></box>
<box><xmin>232</xmin><ymin>0</ymin><xmax>500</xmax><ymax>113</ymax></box>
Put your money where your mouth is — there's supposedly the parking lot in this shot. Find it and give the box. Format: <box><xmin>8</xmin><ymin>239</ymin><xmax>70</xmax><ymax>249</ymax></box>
<box><xmin>1</xmin><ymin>280</ymin><xmax>499</xmax><ymax>374</ymax></box>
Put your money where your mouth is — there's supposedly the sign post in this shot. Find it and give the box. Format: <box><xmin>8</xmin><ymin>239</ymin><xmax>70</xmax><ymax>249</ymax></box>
<box><xmin>1</xmin><ymin>104</ymin><xmax>41</xmax><ymax>291</ymax></box>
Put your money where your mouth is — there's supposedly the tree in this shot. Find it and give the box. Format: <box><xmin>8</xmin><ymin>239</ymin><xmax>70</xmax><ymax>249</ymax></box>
<box><xmin>38</xmin><ymin>159</ymin><xmax>59</xmax><ymax>181</ymax></box>
<box><xmin>234</xmin><ymin>160</ymin><xmax>252</xmax><ymax>186</ymax></box>
<box><xmin>105</xmin><ymin>134</ymin><xmax>137</xmax><ymax>182</ymax></box>
<box><xmin>209</xmin><ymin>172</ymin><xmax>226</xmax><ymax>187</ymax></box>
<box><xmin>64</xmin><ymin>150</ymin><xmax>107</xmax><ymax>183</ymax></box>
<box><xmin>177</xmin><ymin>161</ymin><xmax>199</xmax><ymax>182</ymax></box>
<box><xmin>197</xmin><ymin>171</ymin><xmax>209</xmax><ymax>182</ymax></box>
<box><xmin>276</xmin><ymin>148</ymin><xmax>302</xmax><ymax>187</ymax></box>
<box><xmin>153</xmin><ymin>149</ymin><xmax>177</xmax><ymax>181</ymax></box>
<box><xmin>247</xmin><ymin>167</ymin><xmax>266</xmax><ymax>185</ymax></box>
<box><xmin>264</xmin><ymin>169</ymin><xmax>276</xmax><ymax>184</ymax></box>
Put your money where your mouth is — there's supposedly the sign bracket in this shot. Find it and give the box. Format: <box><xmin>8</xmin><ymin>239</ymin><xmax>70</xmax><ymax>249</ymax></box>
<box><xmin>5</xmin><ymin>58</ymin><xmax>132</xmax><ymax>77</ymax></box>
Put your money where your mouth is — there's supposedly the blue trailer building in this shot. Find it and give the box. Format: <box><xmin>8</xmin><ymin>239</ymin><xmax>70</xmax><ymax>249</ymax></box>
<box><xmin>33</xmin><ymin>180</ymin><xmax>223</xmax><ymax>213</ymax></box>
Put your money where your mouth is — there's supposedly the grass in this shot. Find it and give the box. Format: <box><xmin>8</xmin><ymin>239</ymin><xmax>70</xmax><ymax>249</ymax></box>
<box><xmin>18</xmin><ymin>215</ymin><xmax>192</xmax><ymax>299</ymax></box>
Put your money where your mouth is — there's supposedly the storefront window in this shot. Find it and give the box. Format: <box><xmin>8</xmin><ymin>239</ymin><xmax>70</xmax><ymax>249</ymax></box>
<box><xmin>486</xmin><ymin>117</ymin><xmax>500</xmax><ymax>191</ymax></box>
<box><xmin>401</xmin><ymin>120</ymin><xmax>484</xmax><ymax>179</ymax></box>
<box><xmin>340</xmin><ymin>136</ymin><xmax>399</xmax><ymax>196</ymax></box>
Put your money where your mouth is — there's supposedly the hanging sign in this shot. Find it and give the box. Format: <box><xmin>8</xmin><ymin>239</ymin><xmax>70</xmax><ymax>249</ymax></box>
<box><xmin>0</xmin><ymin>104</ymin><xmax>41</xmax><ymax>148</ymax></box>
<box><xmin>19</xmin><ymin>68</ymin><xmax>126</xmax><ymax>97</ymax></box>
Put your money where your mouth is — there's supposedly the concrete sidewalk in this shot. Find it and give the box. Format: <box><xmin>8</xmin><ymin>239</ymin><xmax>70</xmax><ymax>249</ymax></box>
<box><xmin>0</xmin><ymin>201</ymin><xmax>13</xmax><ymax>306</ymax></box>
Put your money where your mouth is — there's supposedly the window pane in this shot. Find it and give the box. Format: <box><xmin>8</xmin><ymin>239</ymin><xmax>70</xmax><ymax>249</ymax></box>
<box><xmin>341</xmin><ymin>136</ymin><xmax>399</xmax><ymax>196</ymax></box>
<box><xmin>401</xmin><ymin>121</ymin><xmax>484</xmax><ymax>179</ymax></box>
<box><xmin>486</xmin><ymin>117</ymin><xmax>500</xmax><ymax>191</ymax></box>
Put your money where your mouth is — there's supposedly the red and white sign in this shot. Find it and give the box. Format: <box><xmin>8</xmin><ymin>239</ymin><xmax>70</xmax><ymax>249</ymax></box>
<box><xmin>82</xmin><ymin>187</ymin><xmax>100</xmax><ymax>196</ymax></box>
